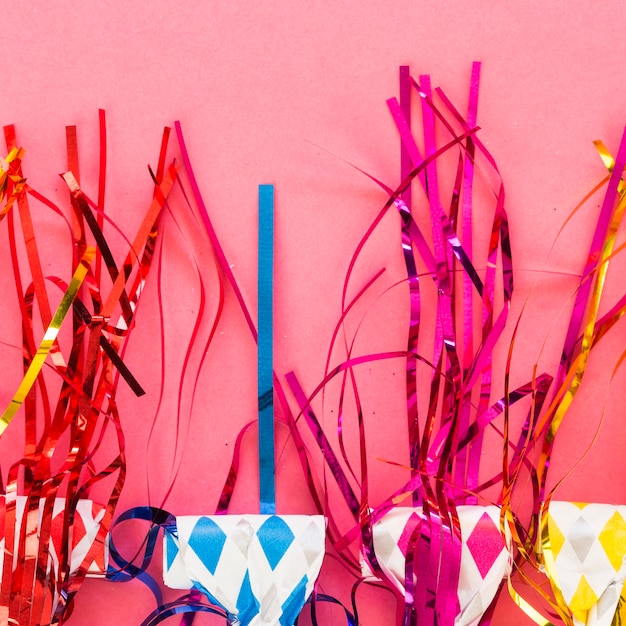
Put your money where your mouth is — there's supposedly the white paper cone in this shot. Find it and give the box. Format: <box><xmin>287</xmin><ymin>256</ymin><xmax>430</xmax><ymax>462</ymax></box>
<box><xmin>163</xmin><ymin>514</ymin><xmax>326</xmax><ymax>626</ymax></box>
<box><xmin>366</xmin><ymin>505</ymin><xmax>509</xmax><ymax>626</ymax></box>
<box><xmin>0</xmin><ymin>495</ymin><xmax>106</xmax><ymax>579</ymax></box>
<box><xmin>544</xmin><ymin>502</ymin><xmax>626</xmax><ymax>626</ymax></box>
<box><xmin>0</xmin><ymin>495</ymin><xmax>106</xmax><ymax>618</ymax></box>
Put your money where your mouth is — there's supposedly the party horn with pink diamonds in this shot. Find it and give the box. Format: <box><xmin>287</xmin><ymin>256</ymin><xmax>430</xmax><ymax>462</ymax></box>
<box><xmin>365</xmin><ymin>506</ymin><xmax>509</xmax><ymax>626</ymax></box>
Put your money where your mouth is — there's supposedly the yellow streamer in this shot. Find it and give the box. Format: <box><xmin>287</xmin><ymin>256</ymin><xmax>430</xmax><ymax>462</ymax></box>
<box><xmin>540</xmin><ymin>507</ymin><xmax>575</xmax><ymax>625</ymax></box>
<box><xmin>546</xmin><ymin>191</ymin><xmax>626</xmax><ymax>446</ymax></box>
<box><xmin>506</xmin><ymin>573</ymin><xmax>556</xmax><ymax>626</ymax></box>
<box><xmin>594</xmin><ymin>140</ymin><xmax>615</xmax><ymax>172</ymax></box>
<box><xmin>0</xmin><ymin>246</ymin><xmax>95</xmax><ymax>436</ymax></box>
<box><xmin>0</xmin><ymin>147</ymin><xmax>26</xmax><ymax>217</ymax></box>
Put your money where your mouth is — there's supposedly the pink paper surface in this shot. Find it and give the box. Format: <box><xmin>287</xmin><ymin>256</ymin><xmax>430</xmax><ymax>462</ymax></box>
<box><xmin>2</xmin><ymin>2</ymin><xmax>626</xmax><ymax>624</ymax></box>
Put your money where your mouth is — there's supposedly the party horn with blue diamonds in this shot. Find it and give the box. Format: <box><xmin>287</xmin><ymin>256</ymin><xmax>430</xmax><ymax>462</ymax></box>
<box><xmin>163</xmin><ymin>185</ymin><xmax>326</xmax><ymax>626</ymax></box>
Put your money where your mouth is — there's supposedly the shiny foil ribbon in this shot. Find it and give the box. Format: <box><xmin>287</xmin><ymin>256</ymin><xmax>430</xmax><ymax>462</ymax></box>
<box><xmin>163</xmin><ymin>514</ymin><xmax>326</xmax><ymax>626</ymax></box>
<box><xmin>542</xmin><ymin>502</ymin><xmax>626</xmax><ymax>626</ymax></box>
<box><xmin>363</xmin><ymin>506</ymin><xmax>509</xmax><ymax>626</ymax></box>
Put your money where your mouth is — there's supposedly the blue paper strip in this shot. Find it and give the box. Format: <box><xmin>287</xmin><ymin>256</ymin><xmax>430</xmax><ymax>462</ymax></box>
<box><xmin>258</xmin><ymin>184</ymin><xmax>276</xmax><ymax>514</ymax></box>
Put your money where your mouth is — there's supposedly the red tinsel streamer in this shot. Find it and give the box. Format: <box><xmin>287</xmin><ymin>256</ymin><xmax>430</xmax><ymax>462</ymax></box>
<box><xmin>0</xmin><ymin>113</ymin><xmax>175</xmax><ymax>625</ymax></box>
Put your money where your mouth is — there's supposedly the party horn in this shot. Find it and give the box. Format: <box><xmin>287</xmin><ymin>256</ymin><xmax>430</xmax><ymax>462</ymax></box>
<box><xmin>542</xmin><ymin>502</ymin><xmax>626</xmax><ymax>626</ymax></box>
<box><xmin>366</xmin><ymin>506</ymin><xmax>509</xmax><ymax>626</ymax></box>
<box><xmin>163</xmin><ymin>185</ymin><xmax>326</xmax><ymax>625</ymax></box>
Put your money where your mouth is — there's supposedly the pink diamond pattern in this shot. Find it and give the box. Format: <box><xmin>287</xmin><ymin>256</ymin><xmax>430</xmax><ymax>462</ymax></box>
<box><xmin>466</xmin><ymin>512</ymin><xmax>504</xmax><ymax>579</ymax></box>
<box><xmin>397</xmin><ymin>512</ymin><xmax>421</xmax><ymax>557</ymax></box>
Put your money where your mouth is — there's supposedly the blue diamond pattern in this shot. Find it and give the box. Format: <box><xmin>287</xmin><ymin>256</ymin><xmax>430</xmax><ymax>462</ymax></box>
<box><xmin>279</xmin><ymin>574</ymin><xmax>308</xmax><ymax>626</ymax></box>
<box><xmin>164</xmin><ymin>532</ymin><xmax>179</xmax><ymax>571</ymax></box>
<box><xmin>236</xmin><ymin>570</ymin><xmax>260</xmax><ymax>625</ymax></box>
<box><xmin>187</xmin><ymin>516</ymin><xmax>227</xmax><ymax>575</ymax></box>
<box><xmin>257</xmin><ymin>516</ymin><xmax>295</xmax><ymax>570</ymax></box>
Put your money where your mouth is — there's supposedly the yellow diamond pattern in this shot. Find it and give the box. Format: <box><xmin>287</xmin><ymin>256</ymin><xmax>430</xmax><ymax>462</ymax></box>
<box><xmin>598</xmin><ymin>511</ymin><xmax>626</xmax><ymax>572</ymax></box>
<box><xmin>547</xmin><ymin>513</ymin><xmax>566</xmax><ymax>558</ymax></box>
<box><xmin>570</xmin><ymin>575</ymin><xmax>598</xmax><ymax>623</ymax></box>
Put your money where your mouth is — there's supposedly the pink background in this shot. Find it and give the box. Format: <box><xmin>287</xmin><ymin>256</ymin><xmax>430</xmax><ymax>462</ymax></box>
<box><xmin>2</xmin><ymin>2</ymin><xmax>626</xmax><ymax>624</ymax></box>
